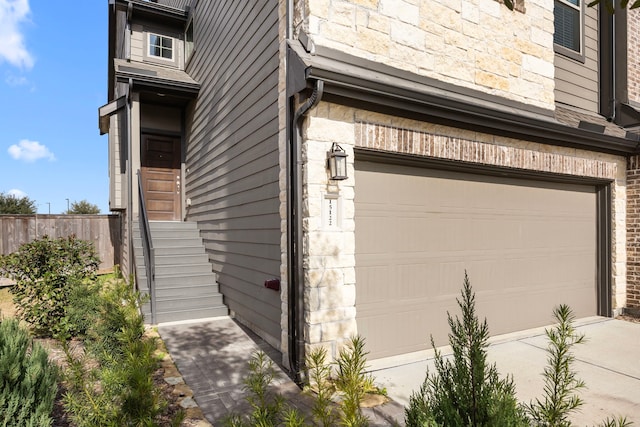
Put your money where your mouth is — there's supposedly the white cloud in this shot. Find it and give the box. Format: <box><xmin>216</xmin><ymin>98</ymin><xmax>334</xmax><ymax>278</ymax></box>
<box><xmin>7</xmin><ymin>188</ymin><xmax>26</xmax><ymax>198</ymax></box>
<box><xmin>5</xmin><ymin>73</ymin><xmax>27</xmax><ymax>86</ymax></box>
<box><xmin>8</xmin><ymin>139</ymin><xmax>55</xmax><ymax>162</ymax></box>
<box><xmin>0</xmin><ymin>0</ymin><xmax>34</xmax><ymax>69</ymax></box>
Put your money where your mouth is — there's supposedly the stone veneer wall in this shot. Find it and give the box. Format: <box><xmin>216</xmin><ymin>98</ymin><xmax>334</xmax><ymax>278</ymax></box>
<box><xmin>627</xmin><ymin>156</ymin><xmax>640</xmax><ymax>309</ymax></box>
<box><xmin>301</xmin><ymin>101</ymin><xmax>627</xmax><ymax>358</ymax></box>
<box><xmin>294</xmin><ymin>0</ymin><xmax>555</xmax><ymax>110</ymax></box>
<box><xmin>628</xmin><ymin>8</ymin><xmax>640</xmax><ymax>103</ymax></box>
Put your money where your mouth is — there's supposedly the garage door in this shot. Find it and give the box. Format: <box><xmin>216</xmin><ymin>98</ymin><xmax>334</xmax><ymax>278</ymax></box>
<box><xmin>355</xmin><ymin>161</ymin><xmax>597</xmax><ymax>361</ymax></box>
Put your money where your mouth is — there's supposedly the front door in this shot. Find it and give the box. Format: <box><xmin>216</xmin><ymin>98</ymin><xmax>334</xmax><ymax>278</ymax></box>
<box><xmin>140</xmin><ymin>135</ymin><xmax>181</xmax><ymax>221</ymax></box>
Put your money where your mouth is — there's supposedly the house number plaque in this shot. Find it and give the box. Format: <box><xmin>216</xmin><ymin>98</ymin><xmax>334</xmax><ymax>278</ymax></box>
<box><xmin>322</xmin><ymin>193</ymin><xmax>341</xmax><ymax>230</ymax></box>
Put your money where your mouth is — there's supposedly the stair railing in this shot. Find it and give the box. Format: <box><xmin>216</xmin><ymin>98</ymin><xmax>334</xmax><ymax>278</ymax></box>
<box><xmin>137</xmin><ymin>170</ymin><xmax>157</xmax><ymax>324</ymax></box>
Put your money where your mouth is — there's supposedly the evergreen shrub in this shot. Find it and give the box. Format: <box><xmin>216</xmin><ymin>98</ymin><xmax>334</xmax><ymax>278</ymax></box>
<box><xmin>0</xmin><ymin>317</ymin><xmax>58</xmax><ymax>426</ymax></box>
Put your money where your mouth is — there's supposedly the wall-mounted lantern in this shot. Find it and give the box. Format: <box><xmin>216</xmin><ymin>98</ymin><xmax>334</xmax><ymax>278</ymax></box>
<box><xmin>327</xmin><ymin>143</ymin><xmax>348</xmax><ymax>180</ymax></box>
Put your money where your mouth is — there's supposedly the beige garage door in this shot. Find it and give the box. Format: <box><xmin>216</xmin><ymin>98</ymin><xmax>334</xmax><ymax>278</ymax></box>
<box><xmin>355</xmin><ymin>161</ymin><xmax>597</xmax><ymax>361</ymax></box>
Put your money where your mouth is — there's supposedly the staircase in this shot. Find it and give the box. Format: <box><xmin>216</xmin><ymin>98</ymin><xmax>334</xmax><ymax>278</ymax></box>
<box><xmin>132</xmin><ymin>221</ymin><xmax>228</xmax><ymax>324</ymax></box>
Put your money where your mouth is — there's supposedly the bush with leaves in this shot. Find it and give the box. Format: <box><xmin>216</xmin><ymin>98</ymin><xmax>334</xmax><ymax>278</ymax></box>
<box><xmin>62</xmin><ymin>275</ymin><xmax>180</xmax><ymax>427</ymax></box>
<box><xmin>405</xmin><ymin>272</ymin><xmax>529</xmax><ymax>427</ymax></box>
<box><xmin>0</xmin><ymin>235</ymin><xmax>99</xmax><ymax>337</ymax></box>
<box><xmin>0</xmin><ymin>317</ymin><xmax>58</xmax><ymax>426</ymax></box>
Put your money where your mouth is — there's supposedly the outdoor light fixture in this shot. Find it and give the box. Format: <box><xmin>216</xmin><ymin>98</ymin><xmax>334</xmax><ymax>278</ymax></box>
<box><xmin>327</xmin><ymin>142</ymin><xmax>348</xmax><ymax>180</ymax></box>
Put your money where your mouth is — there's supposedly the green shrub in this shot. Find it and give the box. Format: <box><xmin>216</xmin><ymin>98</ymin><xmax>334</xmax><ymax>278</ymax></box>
<box><xmin>405</xmin><ymin>272</ymin><xmax>529</xmax><ymax>427</ymax></box>
<box><xmin>305</xmin><ymin>346</ymin><xmax>337</xmax><ymax>426</ymax></box>
<box><xmin>523</xmin><ymin>304</ymin><xmax>586</xmax><ymax>427</ymax></box>
<box><xmin>334</xmin><ymin>336</ymin><xmax>373</xmax><ymax>427</ymax></box>
<box><xmin>224</xmin><ymin>351</ymin><xmax>289</xmax><ymax>427</ymax></box>
<box><xmin>0</xmin><ymin>235</ymin><xmax>99</xmax><ymax>337</ymax></box>
<box><xmin>0</xmin><ymin>317</ymin><xmax>58</xmax><ymax>426</ymax></box>
<box><xmin>62</xmin><ymin>276</ymin><xmax>175</xmax><ymax>427</ymax></box>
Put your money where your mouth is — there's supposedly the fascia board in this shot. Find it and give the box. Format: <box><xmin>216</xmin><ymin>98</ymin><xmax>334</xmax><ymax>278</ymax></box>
<box><xmin>288</xmin><ymin>42</ymin><xmax>638</xmax><ymax>156</ymax></box>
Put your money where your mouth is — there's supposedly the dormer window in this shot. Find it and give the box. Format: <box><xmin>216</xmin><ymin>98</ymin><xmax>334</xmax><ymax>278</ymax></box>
<box><xmin>148</xmin><ymin>33</ymin><xmax>174</xmax><ymax>60</ymax></box>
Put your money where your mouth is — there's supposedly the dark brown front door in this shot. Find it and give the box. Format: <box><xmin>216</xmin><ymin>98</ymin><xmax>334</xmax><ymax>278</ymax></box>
<box><xmin>141</xmin><ymin>135</ymin><xmax>181</xmax><ymax>221</ymax></box>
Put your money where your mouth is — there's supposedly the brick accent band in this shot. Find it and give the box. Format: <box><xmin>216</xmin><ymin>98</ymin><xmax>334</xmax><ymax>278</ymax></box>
<box><xmin>355</xmin><ymin>121</ymin><xmax>618</xmax><ymax>180</ymax></box>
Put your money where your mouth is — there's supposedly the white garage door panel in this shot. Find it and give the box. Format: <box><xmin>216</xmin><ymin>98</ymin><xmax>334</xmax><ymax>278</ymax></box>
<box><xmin>355</xmin><ymin>161</ymin><xmax>597</xmax><ymax>360</ymax></box>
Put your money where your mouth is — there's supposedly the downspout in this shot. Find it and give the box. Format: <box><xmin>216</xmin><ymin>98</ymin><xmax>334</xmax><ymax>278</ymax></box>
<box><xmin>126</xmin><ymin>78</ymin><xmax>134</xmax><ymax>283</ymax></box>
<box><xmin>599</xmin><ymin>5</ymin><xmax>615</xmax><ymax>121</ymax></box>
<box><xmin>126</xmin><ymin>2</ymin><xmax>133</xmax><ymax>61</ymax></box>
<box><xmin>288</xmin><ymin>80</ymin><xmax>324</xmax><ymax>384</ymax></box>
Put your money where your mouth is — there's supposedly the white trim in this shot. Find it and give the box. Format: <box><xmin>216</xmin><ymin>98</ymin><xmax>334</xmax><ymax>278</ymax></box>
<box><xmin>147</xmin><ymin>32</ymin><xmax>175</xmax><ymax>62</ymax></box>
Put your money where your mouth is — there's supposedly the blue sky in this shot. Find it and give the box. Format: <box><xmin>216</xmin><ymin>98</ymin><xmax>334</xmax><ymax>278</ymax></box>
<box><xmin>0</xmin><ymin>0</ymin><xmax>109</xmax><ymax>214</ymax></box>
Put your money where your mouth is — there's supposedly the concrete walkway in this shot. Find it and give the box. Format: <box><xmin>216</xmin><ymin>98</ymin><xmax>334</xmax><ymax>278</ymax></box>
<box><xmin>160</xmin><ymin>316</ymin><xmax>640</xmax><ymax>426</ymax></box>
<box><xmin>159</xmin><ymin>318</ymin><xmax>405</xmax><ymax>426</ymax></box>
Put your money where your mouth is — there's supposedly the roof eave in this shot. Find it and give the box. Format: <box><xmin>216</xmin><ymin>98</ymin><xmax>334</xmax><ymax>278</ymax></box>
<box><xmin>115</xmin><ymin>73</ymin><xmax>200</xmax><ymax>98</ymax></box>
<box><xmin>288</xmin><ymin>42</ymin><xmax>638</xmax><ymax>157</ymax></box>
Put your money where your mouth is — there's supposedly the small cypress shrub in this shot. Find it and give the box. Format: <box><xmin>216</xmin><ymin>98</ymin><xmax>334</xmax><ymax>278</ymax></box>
<box><xmin>405</xmin><ymin>272</ymin><xmax>529</xmax><ymax>427</ymax></box>
<box><xmin>334</xmin><ymin>336</ymin><xmax>373</xmax><ymax>427</ymax></box>
<box><xmin>523</xmin><ymin>304</ymin><xmax>586</xmax><ymax>426</ymax></box>
<box><xmin>0</xmin><ymin>317</ymin><xmax>58</xmax><ymax>427</ymax></box>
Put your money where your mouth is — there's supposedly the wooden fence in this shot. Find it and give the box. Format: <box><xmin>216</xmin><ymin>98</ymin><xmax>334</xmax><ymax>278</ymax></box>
<box><xmin>0</xmin><ymin>214</ymin><xmax>121</xmax><ymax>271</ymax></box>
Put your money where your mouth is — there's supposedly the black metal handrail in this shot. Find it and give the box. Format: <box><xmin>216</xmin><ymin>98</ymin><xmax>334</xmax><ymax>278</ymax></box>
<box><xmin>137</xmin><ymin>170</ymin><xmax>156</xmax><ymax>324</ymax></box>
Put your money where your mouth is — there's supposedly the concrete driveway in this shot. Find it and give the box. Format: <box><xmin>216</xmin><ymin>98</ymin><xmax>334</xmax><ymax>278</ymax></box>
<box><xmin>370</xmin><ymin>317</ymin><xmax>640</xmax><ymax>426</ymax></box>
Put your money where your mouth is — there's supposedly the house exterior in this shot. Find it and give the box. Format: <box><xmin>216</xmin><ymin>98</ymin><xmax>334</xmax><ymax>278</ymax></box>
<box><xmin>100</xmin><ymin>0</ymin><xmax>640</xmax><ymax>377</ymax></box>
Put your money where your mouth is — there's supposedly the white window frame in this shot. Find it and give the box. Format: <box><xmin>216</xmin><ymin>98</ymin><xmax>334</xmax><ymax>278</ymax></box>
<box><xmin>553</xmin><ymin>0</ymin><xmax>585</xmax><ymax>62</ymax></box>
<box><xmin>147</xmin><ymin>33</ymin><xmax>174</xmax><ymax>62</ymax></box>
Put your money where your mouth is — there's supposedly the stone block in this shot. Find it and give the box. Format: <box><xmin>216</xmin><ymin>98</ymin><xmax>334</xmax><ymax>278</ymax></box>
<box><xmin>368</xmin><ymin>13</ymin><xmax>390</xmax><ymax>33</ymax></box>
<box><xmin>390</xmin><ymin>20</ymin><xmax>424</xmax><ymax>50</ymax></box>
<box><xmin>475</xmin><ymin>71</ymin><xmax>510</xmax><ymax>91</ymax></box>
<box><xmin>356</xmin><ymin>26</ymin><xmax>392</xmax><ymax>56</ymax></box>
<box><xmin>332</xmin><ymin>1</ymin><xmax>356</xmax><ymax>27</ymax></box>
<box><xmin>321</xmin><ymin>319</ymin><xmax>357</xmax><ymax>342</ymax></box>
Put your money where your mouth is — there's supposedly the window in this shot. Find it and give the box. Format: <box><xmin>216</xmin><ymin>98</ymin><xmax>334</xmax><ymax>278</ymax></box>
<box><xmin>148</xmin><ymin>33</ymin><xmax>173</xmax><ymax>60</ymax></box>
<box><xmin>185</xmin><ymin>20</ymin><xmax>194</xmax><ymax>64</ymax></box>
<box><xmin>554</xmin><ymin>0</ymin><xmax>582</xmax><ymax>55</ymax></box>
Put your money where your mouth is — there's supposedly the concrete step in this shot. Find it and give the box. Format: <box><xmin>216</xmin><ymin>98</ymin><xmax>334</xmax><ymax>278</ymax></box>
<box><xmin>148</xmin><ymin>221</ymin><xmax>199</xmax><ymax>230</ymax></box>
<box><xmin>152</xmin><ymin>273</ymin><xmax>215</xmax><ymax>288</ymax></box>
<box><xmin>155</xmin><ymin>294</ymin><xmax>224</xmax><ymax>311</ymax></box>
<box><xmin>154</xmin><ymin>253</ymin><xmax>210</xmax><ymax>265</ymax></box>
<box><xmin>155</xmin><ymin>263</ymin><xmax>212</xmax><ymax>276</ymax></box>
<box><xmin>154</xmin><ymin>305</ymin><xmax>228</xmax><ymax>324</ymax></box>
<box><xmin>154</xmin><ymin>229</ymin><xmax>201</xmax><ymax>239</ymax></box>
<box><xmin>133</xmin><ymin>228</ymin><xmax>201</xmax><ymax>240</ymax></box>
<box><xmin>135</xmin><ymin>253</ymin><xmax>210</xmax><ymax>268</ymax></box>
<box><xmin>154</xmin><ymin>283</ymin><xmax>220</xmax><ymax>299</ymax></box>
<box><xmin>133</xmin><ymin>219</ymin><xmax>227</xmax><ymax>325</ymax></box>
<box><xmin>152</xmin><ymin>237</ymin><xmax>204</xmax><ymax>248</ymax></box>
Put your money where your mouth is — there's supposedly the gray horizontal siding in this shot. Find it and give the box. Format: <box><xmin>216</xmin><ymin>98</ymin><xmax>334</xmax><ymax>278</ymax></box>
<box><xmin>555</xmin><ymin>5</ymin><xmax>599</xmax><ymax>112</ymax></box>
<box><xmin>185</xmin><ymin>0</ymin><xmax>281</xmax><ymax>345</ymax></box>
